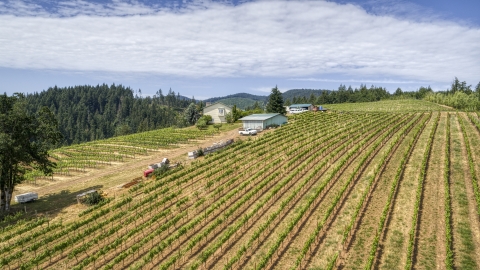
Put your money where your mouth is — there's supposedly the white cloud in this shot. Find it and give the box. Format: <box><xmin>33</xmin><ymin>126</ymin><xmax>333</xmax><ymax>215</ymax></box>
<box><xmin>251</xmin><ymin>87</ymin><xmax>275</xmax><ymax>93</ymax></box>
<box><xmin>289</xmin><ymin>77</ymin><xmax>428</xmax><ymax>84</ymax></box>
<box><xmin>0</xmin><ymin>0</ymin><xmax>479</xmax><ymax>87</ymax></box>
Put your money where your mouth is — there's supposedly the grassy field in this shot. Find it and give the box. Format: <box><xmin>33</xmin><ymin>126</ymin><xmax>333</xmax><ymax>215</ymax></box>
<box><xmin>1</xmin><ymin>100</ymin><xmax>479</xmax><ymax>270</ymax></box>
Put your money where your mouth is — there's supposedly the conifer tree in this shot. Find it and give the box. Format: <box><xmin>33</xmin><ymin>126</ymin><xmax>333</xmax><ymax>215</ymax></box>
<box><xmin>266</xmin><ymin>86</ymin><xmax>286</xmax><ymax>115</ymax></box>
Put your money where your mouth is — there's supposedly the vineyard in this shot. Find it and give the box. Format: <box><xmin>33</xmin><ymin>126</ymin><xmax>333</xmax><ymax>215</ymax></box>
<box><xmin>2</xmin><ymin>102</ymin><xmax>480</xmax><ymax>269</ymax></box>
<box><xmin>24</xmin><ymin>127</ymin><xmax>220</xmax><ymax>182</ymax></box>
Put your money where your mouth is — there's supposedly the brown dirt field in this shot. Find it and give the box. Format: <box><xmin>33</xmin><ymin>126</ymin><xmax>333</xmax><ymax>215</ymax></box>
<box><xmin>414</xmin><ymin>112</ymin><xmax>447</xmax><ymax>270</ymax></box>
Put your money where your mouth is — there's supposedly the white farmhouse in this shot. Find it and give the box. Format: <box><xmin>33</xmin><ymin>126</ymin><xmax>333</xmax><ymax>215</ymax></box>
<box><xmin>203</xmin><ymin>102</ymin><xmax>232</xmax><ymax>123</ymax></box>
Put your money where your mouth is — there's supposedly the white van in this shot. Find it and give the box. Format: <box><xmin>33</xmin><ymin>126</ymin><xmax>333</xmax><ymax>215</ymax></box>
<box><xmin>14</xmin><ymin>192</ymin><xmax>38</xmax><ymax>203</ymax></box>
<box><xmin>290</xmin><ymin>108</ymin><xmax>306</xmax><ymax>114</ymax></box>
<box><xmin>290</xmin><ymin>108</ymin><xmax>301</xmax><ymax>114</ymax></box>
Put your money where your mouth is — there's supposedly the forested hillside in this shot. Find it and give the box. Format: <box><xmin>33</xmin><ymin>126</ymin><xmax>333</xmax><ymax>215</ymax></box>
<box><xmin>25</xmin><ymin>84</ymin><xmax>192</xmax><ymax>146</ymax></box>
<box><xmin>282</xmin><ymin>89</ymin><xmax>329</xmax><ymax>101</ymax></box>
<box><xmin>205</xmin><ymin>86</ymin><xmax>395</xmax><ymax>108</ymax></box>
<box><xmin>203</xmin><ymin>92</ymin><xmax>267</xmax><ymax>103</ymax></box>
<box><xmin>206</xmin><ymin>97</ymin><xmax>264</xmax><ymax>110</ymax></box>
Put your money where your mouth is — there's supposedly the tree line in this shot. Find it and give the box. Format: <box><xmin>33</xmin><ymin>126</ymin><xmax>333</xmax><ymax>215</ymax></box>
<box><xmin>423</xmin><ymin>77</ymin><xmax>480</xmax><ymax>111</ymax></box>
<box><xmin>284</xmin><ymin>84</ymin><xmax>391</xmax><ymax>106</ymax></box>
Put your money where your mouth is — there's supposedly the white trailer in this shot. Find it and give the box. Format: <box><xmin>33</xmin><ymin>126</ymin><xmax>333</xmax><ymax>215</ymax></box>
<box><xmin>14</xmin><ymin>192</ymin><xmax>38</xmax><ymax>203</ymax></box>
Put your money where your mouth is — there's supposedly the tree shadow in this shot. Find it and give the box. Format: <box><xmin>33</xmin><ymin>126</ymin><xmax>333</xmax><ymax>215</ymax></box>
<box><xmin>9</xmin><ymin>185</ymin><xmax>104</xmax><ymax>220</ymax></box>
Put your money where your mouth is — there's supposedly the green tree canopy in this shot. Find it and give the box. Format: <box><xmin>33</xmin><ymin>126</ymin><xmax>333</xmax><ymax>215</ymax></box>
<box><xmin>266</xmin><ymin>86</ymin><xmax>286</xmax><ymax>115</ymax></box>
<box><xmin>184</xmin><ymin>103</ymin><xmax>200</xmax><ymax>125</ymax></box>
<box><xmin>1</xmin><ymin>93</ymin><xmax>62</xmax><ymax>212</ymax></box>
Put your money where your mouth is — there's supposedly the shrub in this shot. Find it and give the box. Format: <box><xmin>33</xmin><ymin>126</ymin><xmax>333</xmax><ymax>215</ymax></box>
<box><xmin>196</xmin><ymin>120</ymin><xmax>207</xmax><ymax>130</ymax></box>
<box><xmin>198</xmin><ymin>115</ymin><xmax>212</xmax><ymax>124</ymax></box>
<box><xmin>213</xmin><ymin>123</ymin><xmax>222</xmax><ymax>131</ymax></box>
<box><xmin>153</xmin><ymin>164</ymin><xmax>169</xmax><ymax>178</ymax></box>
<box><xmin>84</xmin><ymin>192</ymin><xmax>104</xmax><ymax>206</ymax></box>
<box><xmin>196</xmin><ymin>148</ymin><xmax>204</xmax><ymax>157</ymax></box>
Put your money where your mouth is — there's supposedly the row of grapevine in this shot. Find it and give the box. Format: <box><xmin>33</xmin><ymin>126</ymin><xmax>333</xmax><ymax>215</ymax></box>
<box><xmin>254</xmin><ymin>113</ymin><xmax>409</xmax><ymax>269</ymax></box>
<box><xmin>293</xmin><ymin>112</ymin><xmax>421</xmax><ymax>269</ymax></box>
<box><xmin>364</xmin><ymin>113</ymin><xmax>430</xmax><ymax>269</ymax></box>
<box><xmin>405</xmin><ymin>112</ymin><xmax>440</xmax><ymax>269</ymax></box>
<box><xmin>6</xmin><ymin>110</ymin><xmax>473</xmax><ymax>269</ymax></box>
<box><xmin>457</xmin><ymin>114</ymin><xmax>480</xmax><ymax>215</ymax></box>
<box><xmin>313</xmin><ymin>113</ymin><xmax>424</xmax><ymax>269</ymax></box>
<box><xmin>444</xmin><ymin>113</ymin><xmax>454</xmax><ymax>269</ymax></box>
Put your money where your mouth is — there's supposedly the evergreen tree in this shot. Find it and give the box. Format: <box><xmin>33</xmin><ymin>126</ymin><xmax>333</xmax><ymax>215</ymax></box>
<box><xmin>252</xmin><ymin>101</ymin><xmax>262</xmax><ymax>110</ymax></box>
<box><xmin>232</xmin><ymin>105</ymin><xmax>241</xmax><ymax>122</ymax></box>
<box><xmin>225</xmin><ymin>112</ymin><xmax>234</xmax><ymax>124</ymax></box>
<box><xmin>476</xmin><ymin>82</ymin><xmax>480</xmax><ymax>101</ymax></box>
<box><xmin>184</xmin><ymin>103</ymin><xmax>200</xmax><ymax>125</ymax></box>
<box><xmin>308</xmin><ymin>93</ymin><xmax>316</xmax><ymax>105</ymax></box>
<box><xmin>266</xmin><ymin>86</ymin><xmax>286</xmax><ymax>115</ymax></box>
<box><xmin>394</xmin><ymin>87</ymin><xmax>403</xmax><ymax>96</ymax></box>
<box><xmin>23</xmin><ymin>84</ymin><xmax>191</xmax><ymax>146</ymax></box>
<box><xmin>450</xmin><ymin>77</ymin><xmax>460</xmax><ymax>94</ymax></box>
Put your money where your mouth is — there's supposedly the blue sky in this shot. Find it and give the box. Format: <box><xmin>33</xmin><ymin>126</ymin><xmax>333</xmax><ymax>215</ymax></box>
<box><xmin>1</xmin><ymin>0</ymin><xmax>479</xmax><ymax>99</ymax></box>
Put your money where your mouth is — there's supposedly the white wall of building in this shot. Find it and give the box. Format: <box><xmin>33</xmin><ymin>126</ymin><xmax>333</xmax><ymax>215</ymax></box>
<box><xmin>203</xmin><ymin>103</ymin><xmax>232</xmax><ymax>123</ymax></box>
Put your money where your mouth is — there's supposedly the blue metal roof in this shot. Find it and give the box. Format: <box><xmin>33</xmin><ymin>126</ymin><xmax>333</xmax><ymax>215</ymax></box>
<box><xmin>289</xmin><ymin>104</ymin><xmax>313</xmax><ymax>108</ymax></box>
<box><xmin>239</xmin><ymin>113</ymin><xmax>285</xmax><ymax>121</ymax></box>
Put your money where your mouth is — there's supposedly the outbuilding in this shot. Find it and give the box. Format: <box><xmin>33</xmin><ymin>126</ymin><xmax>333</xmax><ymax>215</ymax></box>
<box><xmin>289</xmin><ymin>104</ymin><xmax>314</xmax><ymax>111</ymax></box>
<box><xmin>203</xmin><ymin>102</ymin><xmax>232</xmax><ymax>123</ymax></box>
<box><xmin>239</xmin><ymin>113</ymin><xmax>287</xmax><ymax>130</ymax></box>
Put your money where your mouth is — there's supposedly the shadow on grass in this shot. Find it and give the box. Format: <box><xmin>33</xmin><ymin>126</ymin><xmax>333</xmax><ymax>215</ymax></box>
<box><xmin>8</xmin><ymin>185</ymin><xmax>104</xmax><ymax>220</ymax></box>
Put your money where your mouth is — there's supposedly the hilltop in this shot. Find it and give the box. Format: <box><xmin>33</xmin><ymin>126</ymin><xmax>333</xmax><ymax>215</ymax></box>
<box><xmin>204</xmin><ymin>89</ymin><xmax>329</xmax><ymax>109</ymax></box>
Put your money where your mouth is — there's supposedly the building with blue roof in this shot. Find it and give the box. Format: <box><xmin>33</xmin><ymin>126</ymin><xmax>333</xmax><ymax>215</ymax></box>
<box><xmin>238</xmin><ymin>113</ymin><xmax>288</xmax><ymax>130</ymax></box>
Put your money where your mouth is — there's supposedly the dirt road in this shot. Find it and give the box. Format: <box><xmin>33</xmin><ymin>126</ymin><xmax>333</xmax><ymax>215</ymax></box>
<box><xmin>16</xmin><ymin>129</ymin><xmax>241</xmax><ymax>199</ymax></box>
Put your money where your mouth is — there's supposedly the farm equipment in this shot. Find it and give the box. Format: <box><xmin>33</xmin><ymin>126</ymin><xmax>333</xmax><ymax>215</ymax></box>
<box><xmin>143</xmin><ymin>158</ymin><xmax>180</xmax><ymax>178</ymax></box>
<box><xmin>188</xmin><ymin>139</ymin><xmax>234</xmax><ymax>159</ymax></box>
<box><xmin>14</xmin><ymin>192</ymin><xmax>38</xmax><ymax>203</ymax></box>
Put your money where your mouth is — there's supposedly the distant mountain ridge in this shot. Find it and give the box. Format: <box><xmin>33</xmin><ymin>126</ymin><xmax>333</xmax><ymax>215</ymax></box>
<box><xmin>203</xmin><ymin>89</ymin><xmax>330</xmax><ymax>109</ymax></box>
<box><xmin>203</xmin><ymin>92</ymin><xmax>268</xmax><ymax>103</ymax></box>
<box><xmin>282</xmin><ymin>89</ymin><xmax>330</xmax><ymax>101</ymax></box>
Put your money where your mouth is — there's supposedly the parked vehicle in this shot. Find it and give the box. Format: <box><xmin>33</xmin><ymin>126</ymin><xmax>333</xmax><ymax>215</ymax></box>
<box><xmin>14</xmin><ymin>192</ymin><xmax>38</xmax><ymax>203</ymax></box>
<box><xmin>143</xmin><ymin>169</ymin><xmax>155</xmax><ymax>177</ymax></box>
<box><xmin>239</xmin><ymin>128</ymin><xmax>257</xmax><ymax>135</ymax></box>
<box><xmin>290</xmin><ymin>108</ymin><xmax>307</xmax><ymax>114</ymax></box>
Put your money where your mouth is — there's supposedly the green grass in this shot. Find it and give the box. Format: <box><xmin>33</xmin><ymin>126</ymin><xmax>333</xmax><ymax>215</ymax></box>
<box><xmin>382</xmin><ymin>230</ymin><xmax>404</xmax><ymax>269</ymax></box>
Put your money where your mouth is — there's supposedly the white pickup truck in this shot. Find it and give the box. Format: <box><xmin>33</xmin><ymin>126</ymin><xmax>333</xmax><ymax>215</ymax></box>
<box><xmin>239</xmin><ymin>128</ymin><xmax>257</xmax><ymax>135</ymax></box>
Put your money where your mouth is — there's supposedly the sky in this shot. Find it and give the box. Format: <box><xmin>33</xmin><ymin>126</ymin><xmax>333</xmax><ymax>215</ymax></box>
<box><xmin>0</xmin><ymin>0</ymin><xmax>479</xmax><ymax>99</ymax></box>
